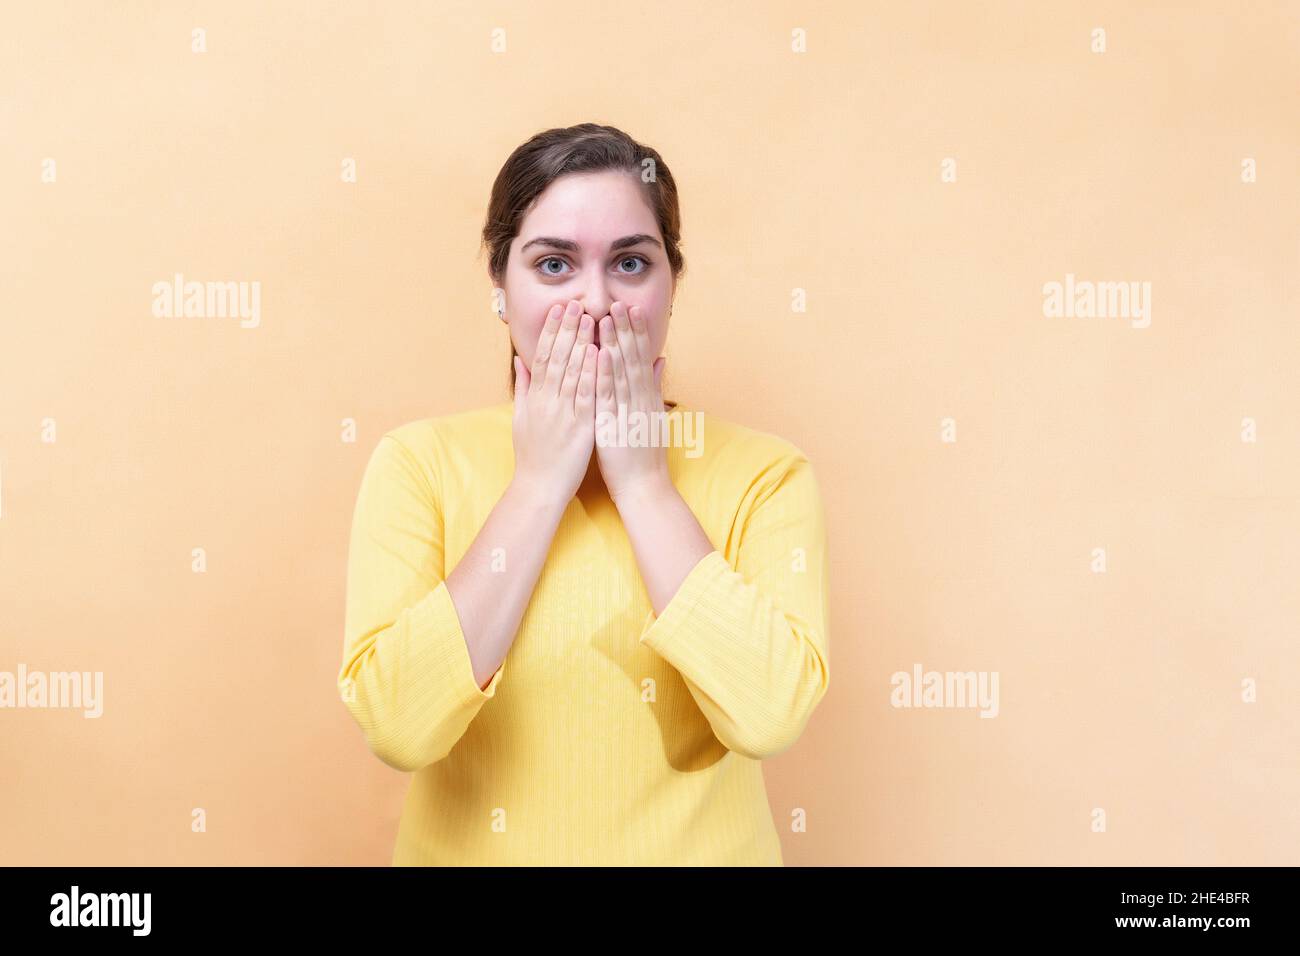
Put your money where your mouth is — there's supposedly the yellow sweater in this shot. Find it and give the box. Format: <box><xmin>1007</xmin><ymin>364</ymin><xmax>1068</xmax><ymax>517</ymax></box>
<box><xmin>338</xmin><ymin>400</ymin><xmax>830</xmax><ymax>865</ymax></box>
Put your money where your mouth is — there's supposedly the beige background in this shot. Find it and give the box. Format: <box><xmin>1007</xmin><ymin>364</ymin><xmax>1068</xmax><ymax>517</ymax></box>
<box><xmin>2</xmin><ymin>1</ymin><xmax>1297</xmax><ymax>865</ymax></box>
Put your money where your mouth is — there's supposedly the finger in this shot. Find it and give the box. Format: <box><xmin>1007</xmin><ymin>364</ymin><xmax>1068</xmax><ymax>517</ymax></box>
<box><xmin>546</xmin><ymin>300</ymin><xmax>584</xmax><ymax>395</ymax></box>
<box><xmin>529</xmin><ymin>303</ymin><xmax>564</xmax><ymax>394</ymax></box>
<box><xmin>575</xmin><ymin>340</ymin><xmax>597</xmax><ymax>418</ymax></box>
<box><xmin>611</xmin><ymin>302</ymin><xmax>644</xmax><ymax>398</ymax></box>
<box><xmin>595</xmin><ymin>339</ymin><xmax>615</xmax><ymax>411</ymax></box>
<box><xmin>595</xmin><ymin>339</ymin><xmax>616</xmax><ymax>444</ymax></box>
<box><xmin>576</xmin><ymin>310</ymin><xmax>595</xmax><ymax>350</ymax></box>
<box><xmin>652</xmin><ymin>356</ymin><xmax>665</xmax><ymax>392</ymax></box>
<box><xmin>598</xmin><ymin>315</ymin><xmax>629</xmax><ymax>409</ymax></box>
<box><xmin>560</xmin><ymin>314</ymin><xmax>593</xmax><ymax>401</ymax></box>
<box><xmin>629</xmin><ymin>305</ymin><xmax>654</xmax><ymax>374</ymax></box>
<box><xmin>595</xmin><ymin>314</ymin><xmax>626</xmax><ymax>408</ymax></box>
<box><xmin>610</xmin><ymin>333</ymin><xmax>630</xmax><ymax>409</ymax></box>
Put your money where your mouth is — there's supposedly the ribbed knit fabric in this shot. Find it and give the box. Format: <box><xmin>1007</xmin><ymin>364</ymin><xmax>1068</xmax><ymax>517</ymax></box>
<box><xmin>337</xmin><ymin>400</ymin><xmax>830</xmax><ymax>865</ymax></box>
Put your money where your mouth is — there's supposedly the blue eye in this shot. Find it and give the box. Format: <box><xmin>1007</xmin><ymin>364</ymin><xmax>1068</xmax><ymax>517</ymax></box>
<box><xmin>535</xmin><ymin>254</ymin><xmax>652</xmax><ymax>278</ymax></box>
<box><xmin>537</xmin><ymin>256</ymin><xmax>570</xmax><ymax>276</ymax></box>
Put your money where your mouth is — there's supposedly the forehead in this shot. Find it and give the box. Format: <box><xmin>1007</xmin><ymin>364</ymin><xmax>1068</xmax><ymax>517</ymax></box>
<box><xmin>517</xmin><ymin>170</ymin><xmax>658</xmax><ymax>246</ymax></box>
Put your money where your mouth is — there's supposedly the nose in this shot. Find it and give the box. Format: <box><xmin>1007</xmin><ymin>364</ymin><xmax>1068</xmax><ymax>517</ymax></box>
<box><xmin>576</xmin><ymin>274</ymin><xmax>613</xmax><ymax>319</ymax></box>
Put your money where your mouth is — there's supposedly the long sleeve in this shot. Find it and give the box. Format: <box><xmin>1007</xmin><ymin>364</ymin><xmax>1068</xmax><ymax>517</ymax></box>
<box><xmin>637</xmin><ymin>451</ymin><xmax>831</xmax><ymax>760</ymax></box>
<box><xmin>337</xmin><ymin>433</ymin><xmax>504</xmax><ymax>773</ymax></box>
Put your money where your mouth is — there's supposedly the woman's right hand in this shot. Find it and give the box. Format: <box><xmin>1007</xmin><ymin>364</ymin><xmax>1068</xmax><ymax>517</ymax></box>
<box><xmin>511</xmin><ymin>299</ymin><xmax>598</xmax><ymax>505</ymax></box>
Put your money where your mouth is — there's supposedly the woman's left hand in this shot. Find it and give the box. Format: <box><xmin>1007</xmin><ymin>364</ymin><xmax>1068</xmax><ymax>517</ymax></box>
<box><xmin>595</xmin><ymin>301</ymin><xmax>670</xmax><ymax>504</ymax></box>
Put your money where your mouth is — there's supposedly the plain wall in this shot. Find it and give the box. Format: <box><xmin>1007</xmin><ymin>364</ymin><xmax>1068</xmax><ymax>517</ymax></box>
<box><xmin>1</xmin><ymin>0</ymin><xmax>1297</xmax><ymax>864</ymax></box>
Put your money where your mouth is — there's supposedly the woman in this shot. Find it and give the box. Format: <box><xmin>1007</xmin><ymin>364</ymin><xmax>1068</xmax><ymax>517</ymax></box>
<box><xmin>338</xmin><ymin>123</ymin><xmax>830</xmax><ymax>865</ymax></box>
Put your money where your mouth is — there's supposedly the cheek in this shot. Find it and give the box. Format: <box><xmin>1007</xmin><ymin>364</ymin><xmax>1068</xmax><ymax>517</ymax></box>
<box><xmin>648</xmin><ymin>318</ymin><xmax>669</xmax><ymax>357</ymax></box>
<box><xmin>515</xmin><ymin>319</ymin><xmax>543</xmax><ymax>365</ymax></box>
<box><xmin>511</xmin><ymin>305</ymin><xmax>558</xmax><ymax>366</ymax></box>
<box><xmin>635</xmin><ymin>298</ymin><xmax>671</xmax><ymax>355</ymax></box>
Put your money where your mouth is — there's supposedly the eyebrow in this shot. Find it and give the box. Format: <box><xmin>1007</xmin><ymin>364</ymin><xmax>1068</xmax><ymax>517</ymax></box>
<box><xmin>519</xmin><ymin>234</ymin><xmax>662</xmax><ymax>254</ymax></box>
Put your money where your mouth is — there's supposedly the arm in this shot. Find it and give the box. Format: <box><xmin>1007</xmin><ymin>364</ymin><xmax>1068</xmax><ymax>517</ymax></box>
<box><xmin>338</xmin><ymin>434</ymin><xmax>567</xmax><ymax>772</ymax></box>
<box><xmin>614</xmin><ymin>454</ymin><xmax>831</xmax><ymax>761</ymax></box>
<box><xmin>339</xmin><ymin>303</ymin><xmax>598</xmax><ymax>772</ymax></box>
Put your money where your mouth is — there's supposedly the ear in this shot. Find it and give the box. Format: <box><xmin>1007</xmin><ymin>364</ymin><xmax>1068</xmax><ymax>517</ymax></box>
<box><xmin>491</xmin><ymin>279</ymin><xmax>507</xmax><ymax>323</ymax></box>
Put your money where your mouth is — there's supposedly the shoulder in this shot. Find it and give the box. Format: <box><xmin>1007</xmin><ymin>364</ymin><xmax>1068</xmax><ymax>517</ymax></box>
<box><xmin>382</xmin><ymin>401</ymin><xmax>512</xmax><ymax>460</ymax></box>
<box><xmin>684</xmin><ymin>408</ymin><xmax>821</xmax><ymax>508</ymax></box>
<box><xmin>367</xmin><ymin>401</ymin><xmax>513</xmax><ymax>494</ymax></box>
<box><xmin>693</xmin><ymin>409</ymin><xmax>813</xmax><ymax>478</ymax></box>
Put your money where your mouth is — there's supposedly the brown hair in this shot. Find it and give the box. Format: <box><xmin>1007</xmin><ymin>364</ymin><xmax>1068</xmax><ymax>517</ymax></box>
<box><xmin>481</xmin><ymin>123</ymin><xmax>684</xmax><ymax>409</ymax></box>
